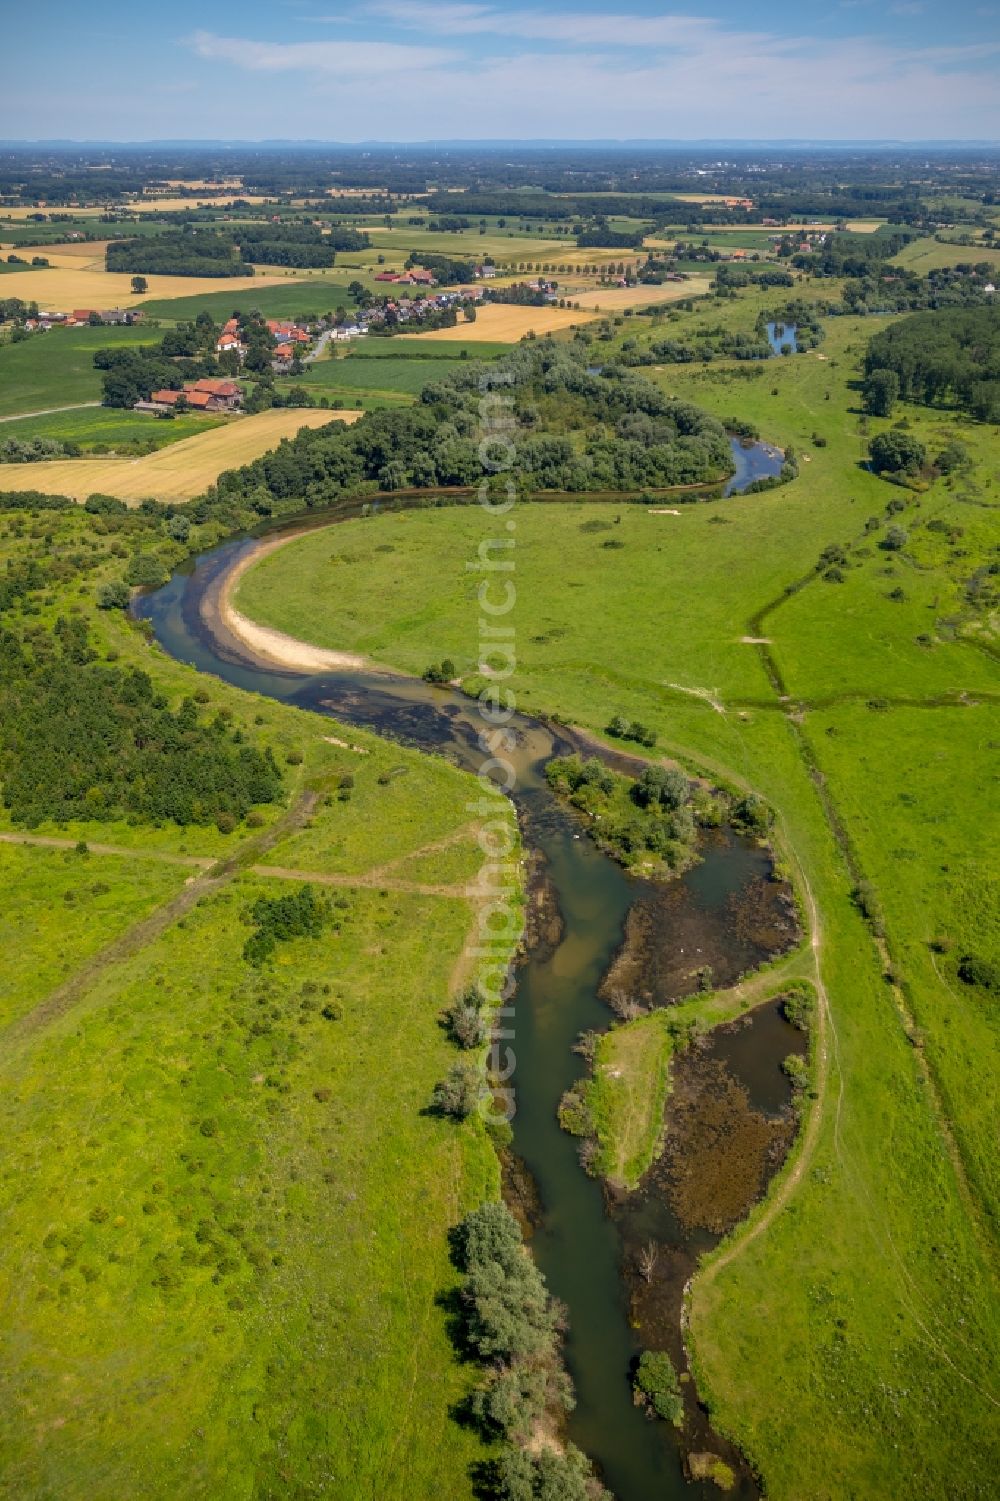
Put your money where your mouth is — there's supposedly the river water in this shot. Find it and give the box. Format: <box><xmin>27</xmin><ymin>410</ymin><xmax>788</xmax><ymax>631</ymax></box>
<box><xmin>136</xmin><ymin>494</ymin><xmax>800</xmax><ymax>1501</ymax></box>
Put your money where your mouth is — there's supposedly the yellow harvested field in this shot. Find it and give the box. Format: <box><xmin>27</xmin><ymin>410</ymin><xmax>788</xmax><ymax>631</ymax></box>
<box><xmin>571</xmin><ymin>277</ymin><xmax>711</xmax><ymax>310</ymax></box>
<box><xmin>400</xmin><ymin>304</ymin><xmax>601</xmax><ymax>342</ymax></box>
<box><xmin>672</xmin><ymin>193</ymin><xmax>752</xmax><ymax>205</ymax></box>
<box><xmin>0</xmin><ymin>263</ymin><xmax>312</xmax><ymax>311</ymax></box>
<box><xmin>129</xmin><ymin>195</ymin><xmax>276</xmax><ymax>214</ymax></box>
<box><xmin>0</xmin><ymin>206</ymin><xmax>102</xmax><ymax>221</ymax></box>
<box><xmin>0</xmin><ymin>409</ymin><xmax>360</xmax><ymax>504</ymax></box>
<box><xmin>161</xmin><ymin>178</ymin><xmax>243</xmax><ymax>190</ymax></box>
<box><xmin>33</xmin><ymin>240</ymin><xmax>107</xmax><ymax>259</ymax></box>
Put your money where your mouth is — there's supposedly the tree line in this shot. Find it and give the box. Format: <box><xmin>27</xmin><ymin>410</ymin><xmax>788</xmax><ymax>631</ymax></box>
<box><xmin>864</xmin><ymin>304</ymin><xmax>1000</xmax><ymax>422</ymax></box>
<box><xmin>0</xmin><ymin>617</ymin><xmax>282</xmax><ymax>830</ymax></box>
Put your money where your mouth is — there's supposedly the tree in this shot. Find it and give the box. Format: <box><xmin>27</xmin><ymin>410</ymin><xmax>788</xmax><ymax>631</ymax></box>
<box><xmin>863</xmin><ymin>368</ymin><xmax>899</xmax><ymax>417</ymax></box>
<box><xmin>130</xmin><ymin>275</ymin><xmax>148</xmax><ymax>294</ymax></box>
<box><xmin>631</xmin><ymin>765</ymin><xmax>689</xmax><ymax>811</ymax></box>
<box><xmin>869</xmin><ymin>430</ymin><xmax>925</xmax><ymax>475</ymax></box>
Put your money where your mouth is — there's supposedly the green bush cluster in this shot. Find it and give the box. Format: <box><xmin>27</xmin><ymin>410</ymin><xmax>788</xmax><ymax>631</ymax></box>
<box><xmin>242</xmin><ymin>884</ymin><xmax>333</xmax><ymax>966</ymax></box>
<box><xmin>546</xmin><ymin>754</ymin><xmax>703</xmax><ymax>872</ymax></box>
<box><xmin>633</xmin><ymin>1349</ymin><xmax>684</xmax><ymax>1427</ymax></box>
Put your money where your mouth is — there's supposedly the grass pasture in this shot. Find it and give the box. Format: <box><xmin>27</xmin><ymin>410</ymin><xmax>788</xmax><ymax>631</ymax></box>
<box><xmin>296</xmin><ymin>352</ymin><xmax>473</xmax><ymax>399</ymax></box>
<box><xmin>0</xmin><ymin>409</ymin><xmax>356</xmax><ymax>502</ymax></box>
<box><xmin>0</xmin><ymin>841</ymin><xmax>188</xmax><ymax>1033</ymax></box>
<box><xmin>0</xmin><ymin>877</ymin><xmax>495</xmax><ymax>1501</ymax></box>
<box><xmin>891</xmin><ymin>236</ymin><xmax>1000</xmax><ymax>272</ymax></box>
<box><xmin>138</xmin><ymin>280</ymin><xmax>361</xmax><ymax>323</ymax></box>
<box><xmin>0</xmin><ymin>325</ymin><xmax>158</xmax><ymax>418</ymax></box>
<box><xmin>0</xmin><ymin>406</ymin><xmax>222</xmax><ymax>452</ymax></box>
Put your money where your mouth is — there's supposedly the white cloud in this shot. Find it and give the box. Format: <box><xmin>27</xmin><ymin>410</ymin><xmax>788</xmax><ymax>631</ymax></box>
<box><xmin>177</xmin><ymin>12</ymin><xmax>1000</xmax><ymax>141</ymax></box>
<box><xmin>365</xmin><ymin>2</ymin><xmax>784</xmax><ymax>52</ymax></box>
<box><xmin>186</xmin><ymin>29</ymin><xmax>456</xmax><ymax>75</ymax></box>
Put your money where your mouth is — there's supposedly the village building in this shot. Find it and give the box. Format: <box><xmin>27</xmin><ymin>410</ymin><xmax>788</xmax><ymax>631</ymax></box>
<box><xmin>143</xmin><ymin>378</ymin><xmax>243</xmax><ymax>415</ymax></box>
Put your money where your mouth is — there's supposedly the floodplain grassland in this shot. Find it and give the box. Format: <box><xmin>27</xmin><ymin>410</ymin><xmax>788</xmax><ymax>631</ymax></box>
<box><xmin>0</xmin><ymin>841</ymin><xmax>189</xmax><ymax>1033</ymax></box>
<box><xmin>0</xmin><ymin>504</ymin><xmax>518</xmax><ymax>1500</ymax></box>
<box><xmin>0</xmin><ymin>870</ymin><xmax>499</xmax><ymax>1501</ymax></box>
<box><xmin>0</xmin><ymin>408</ymin><xmax>355</xmax><ymax>502</ymax></box>
<box><xmin>231</xmin><ymin>300</ymin><xmax>1000</xmax><ymax>1499</ymax></box>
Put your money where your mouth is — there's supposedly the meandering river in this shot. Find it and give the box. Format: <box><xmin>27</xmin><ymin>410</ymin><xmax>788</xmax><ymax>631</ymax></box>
<box><xmin>137</xmin><ymin>482</ymin><xmax>800</xmax><ymax>1500</ymax></box>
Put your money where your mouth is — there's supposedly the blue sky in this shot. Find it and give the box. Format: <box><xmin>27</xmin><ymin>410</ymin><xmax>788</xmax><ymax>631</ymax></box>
<box><xmin>3</xmin><ymin>1</ymin><xmax>998</xmax><ymax>141</ymax></box>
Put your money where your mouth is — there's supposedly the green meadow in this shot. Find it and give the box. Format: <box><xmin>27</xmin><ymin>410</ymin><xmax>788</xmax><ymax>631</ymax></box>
<box><xmin>0</xmin><ymin>874</ymin><xmax>496</xmax><ymax>1500</ymax></box>
<box><xmin>233</xmin><ymin>302</ymin><xmax>1000</xmax><ymax>1498</ymax></box>
<box><xmin>0</xmin><ymin>405</ymin><xmax>221</xmax><ymax>451</ymax></box>
<box><xmin>891</xmin><ymin>237</ymin><xmax>1000</xmax><ymax>272</ymax></box>
<box><xmin>0</xmin><ymin>501</ymin><xmax>522</xmax><ymax>1500</ymax></box>
<box><xmin>0</xmin><ymin>325</ymin><xmax>157</xmax><ymax>418</ymax></box>
<box><xmin>0</xmin><ymin>842</ymin><xmax>187</xmax><ymax>1033</ymax></box>
<box><xmin>138</xmin><ymin>280</ymin><xmax>360</xmax><ymax>323</ymax></box>
<box><xmin>297</xmin><ymin>352</ymin><xmax>475</xmax><ymax>398</ymax></box>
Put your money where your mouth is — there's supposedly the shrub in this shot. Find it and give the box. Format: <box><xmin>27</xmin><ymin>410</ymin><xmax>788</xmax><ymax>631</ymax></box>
<box><xmin>732</xmin><ymin>792</ymin><xmax>772</xmax><ymax>835</ymax></box>
<box><xmin>957</xmin><ymin>954</ymin><xmax>1000</xmax><ymax>993</ymax></box>
<box><xmin>782</xmin><ymin>989</ymin><xmax>815</xmax><ymax>1031</ymax></box>
<box><xmin>444</xmin><ymin>989</ymin><xmax>489</xmax><ymax>1049</ymax></box>
<box><xmin>633</xmin><ymin>1349</ymin><xmax>684</xmax><ymax>1427</ymax></box>
<box><xmin>96</xmin><ymin>580</ymin><xmax>130</xmax><ymax>610</ymax></box>
<box><xmin>242</xmin><ymin>884</ymin><xmax>332</xmax><ymax>966</ymax></box>
<box><xmin>430</xmin><ymin>1062</ymin><xmax>483</xmax><ymax>1119</ymax></box>
<box><xmin>423</xmin><ymin>658</ymin><xmax>457</xmax><ymax>684</ymax></box>
<box><xmin>782</xmin><ymin>1053</ymin><xmax>809</xmax><ymax>1092</ymax></box>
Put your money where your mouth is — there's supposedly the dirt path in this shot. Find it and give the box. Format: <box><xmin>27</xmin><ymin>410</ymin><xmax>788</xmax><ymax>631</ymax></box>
<box><xmin>0</xmin><ymin>402</ymin><xmax>101</xmax><ymax>424</ymax></box>
<box><xmin>360</xmin><ymin>819</ymin><xmax>484</xmax><ymax>882</ymax></box>
<box><xmin>0</xmin><ymin>831</ymin><xmax>213</xmax><ymax>868</ymax></box>
<box><xmin>250</xmin><ymin>862</ymin><xmax>473</xmax><ymax>899</ymax></box>
<box><xmin>5</xmin><ymin>792</ymin><xmax>319</xmax><ymax>1048</ymax></box>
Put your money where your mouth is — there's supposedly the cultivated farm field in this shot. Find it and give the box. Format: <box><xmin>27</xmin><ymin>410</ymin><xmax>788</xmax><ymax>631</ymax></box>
<box><xmin>0</xmin><ymin>263</ymin><xmax>316</xmax><ymax>311</ymax></box>
<box><xmin>0</xmin><ymin>406</ymin><xmax>222</xmax><ymax>452</ymax></box>
<box><xmin>0</xmin><ymin>409</ymin><xmax>356</xmax><ymax>502</ymax></box>
<box><xmin>571</xmin><ymin>277</ymin><xmax>712</xmax><ymax>310</ymax></box>
<box><xmin>402</xmin><ymin>303</ymin><xmax>599</xmax><ymax>341</ymax></box>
